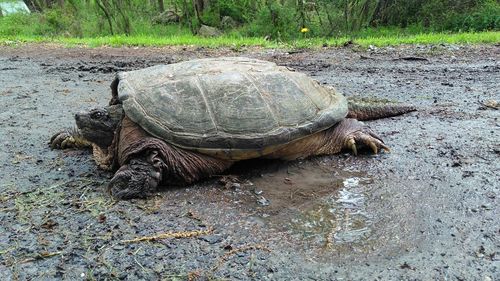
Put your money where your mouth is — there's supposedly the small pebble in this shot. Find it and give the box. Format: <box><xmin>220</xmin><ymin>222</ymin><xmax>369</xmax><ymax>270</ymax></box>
<box><xmin>253</xmin><ymin>188</ymin><xmax>263</xmax><ymax>195</ymax></box>
<box><xmin>200</xmin><ymin>235</ymin><xmax>222</xmax><ymax>244</ymax></box>
<box><xmin>257</xmin><ymin>196</ymin><xmax>270</xmax><ymax>206</ymax></box>
<box><xmin>153</xmin><ymin>264</ymin><xmax>165</xmax><ymax>273</ymax></box>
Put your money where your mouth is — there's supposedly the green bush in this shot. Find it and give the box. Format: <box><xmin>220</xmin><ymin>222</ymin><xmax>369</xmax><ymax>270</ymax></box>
<box><xmin>218</xmin><ymin>0</ymin><xmax>256</xmax><ymax>23</ymax></box>
<box><xmin>39</xmin><ymin>8</ymin><xmax>70</xmax><ymax>35</ymax></box>
<box><xmin>411</xmin><ymin>0</ymin><xmax>499</xmax><ymax>31</ymax></box>
<box><xmin>1</xmin><ymin>0</ymin><xmax>498</xmax><ymax>40</ymax></box>
<box><xmin>199</xmin><ymin>6</ymin><xmax>221</xmax><ymax>27</ymax></box>
<box><xmin>0</xmin><ymin>13</ymin><xmax>35</xmax><ymax>36</ymax></box>
<box><xmin>443</xmin><ymin>1</ymin><xmax>500</xmax><ymax>31</ymax></box>
<box><xmin>243</xmin><ymin>2</ymin><xmax>297</xmax><ymax>40</ymax></box>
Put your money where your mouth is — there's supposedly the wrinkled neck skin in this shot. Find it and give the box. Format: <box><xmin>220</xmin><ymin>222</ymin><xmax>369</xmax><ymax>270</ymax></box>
<box><xmin>75</xmin><ymin>104</ymin><xmax>124</xmax><ymax>149</ymax></box>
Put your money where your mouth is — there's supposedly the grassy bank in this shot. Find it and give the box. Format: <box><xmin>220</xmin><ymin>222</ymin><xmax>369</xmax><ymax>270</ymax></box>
<box><xmin>1</xmin><ymin>31</ymin><xmax>498</xmax><ymax>48</ymax></box>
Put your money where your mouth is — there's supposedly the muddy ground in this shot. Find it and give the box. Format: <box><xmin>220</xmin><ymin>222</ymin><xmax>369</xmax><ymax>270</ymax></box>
<box><xmin>0</xmin><ymin>43</ymin><xmax>498</xmax><ymax>280</ymax></box>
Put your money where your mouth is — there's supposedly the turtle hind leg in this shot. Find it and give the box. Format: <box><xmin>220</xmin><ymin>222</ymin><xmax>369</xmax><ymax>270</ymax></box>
<box><xmin>321</xmin><ymin>118</ymin><xmax>389</xmax><ymax>156</ymax></box>
<box><xmin>267</xmin><ymin>118</ymin><xmax>389</xmax><ymax>160</ymax></box>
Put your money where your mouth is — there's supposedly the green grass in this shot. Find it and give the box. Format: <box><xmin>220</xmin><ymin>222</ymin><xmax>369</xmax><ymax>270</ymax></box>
<box><xmin>1</xmin><ymin>31</ymin><xmax>498</xmax><ymax>48</ymax></box>
<box><xmin>0</xmin><ymin>34</ymin><xmax>277</xmax><ymax>48</ymax></box>
<box><xmin>0</xmin><ymin>9</ymin><xmax>498</xmax><ymax>48</ymax></box>
<box><xmin>355</xmin><ymin>31</ymin><xmax>500</xmax><ymax>46</ymax></box>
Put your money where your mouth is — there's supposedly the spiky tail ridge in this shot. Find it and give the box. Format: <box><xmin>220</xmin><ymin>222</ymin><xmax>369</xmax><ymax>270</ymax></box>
<box><xmin>346</xmin><ymin>97</ymin><xmax>416</xmax><ymax>121</ymax></box>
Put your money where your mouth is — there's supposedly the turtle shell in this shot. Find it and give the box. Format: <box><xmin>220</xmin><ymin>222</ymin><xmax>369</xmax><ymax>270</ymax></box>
<box><xmin>115</xmin><ymin>57</ymin><xmax>347</xmax><ymax>160</ymax></box>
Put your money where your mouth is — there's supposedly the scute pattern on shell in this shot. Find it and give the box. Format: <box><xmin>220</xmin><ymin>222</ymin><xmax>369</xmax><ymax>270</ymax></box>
<box><xmin>116</xmin><ymin>57</ymin><xmax>347</xmax><ymax>159</ymax></box>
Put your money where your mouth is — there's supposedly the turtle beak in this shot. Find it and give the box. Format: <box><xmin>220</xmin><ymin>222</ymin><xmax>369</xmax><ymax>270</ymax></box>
<box><xmin>74</xmin><ymin>113</ymin><xmax>81</xmax><ymax>122</ymax></box>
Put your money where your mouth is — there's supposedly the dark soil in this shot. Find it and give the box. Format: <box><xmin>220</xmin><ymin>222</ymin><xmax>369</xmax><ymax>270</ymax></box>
<box><xmin>0</xmin><ymin>43</ymin><xmax>498</xmax><ymax>280</ymax></box>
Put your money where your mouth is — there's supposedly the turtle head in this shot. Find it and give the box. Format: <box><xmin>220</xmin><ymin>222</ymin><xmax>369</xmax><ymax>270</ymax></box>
<box><xmin>75</xmin><ymin>104</ymin><xmax>123</xmax><ymax>148</ymax></box>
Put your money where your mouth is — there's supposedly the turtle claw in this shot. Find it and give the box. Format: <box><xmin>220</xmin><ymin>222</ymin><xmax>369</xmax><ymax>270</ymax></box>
<box><xmin>60</xmin><ymin>136</ymin><xmax>76</xmax><ymax>149</ymax></box>
<box><xmin>346</xmin><ymin>138</ymin><xmax>358</xmax><ymax>155</ymax></box>
<box><xmin>368</xmin><ymin>141</ymin><xmax>378</xmax><ymax>154</ymax></box>
<box><xmin>50</xmin><ymin>130</ymin><xmax>72</xmax><ymax>149</ymax></box>
<box><xmin>345</xmin><ymin>130</ymin><xmax>389</xmax><ymax>155</ymax></box>
<box><xmin>50</xmin><ymin>129</ymin><xmax>91</xmax><ymax>149</ymax></box>
<box><xmin>109</xmin><ymin>157</ymin><xmax>163</xmax><ymax>200</ymax></box>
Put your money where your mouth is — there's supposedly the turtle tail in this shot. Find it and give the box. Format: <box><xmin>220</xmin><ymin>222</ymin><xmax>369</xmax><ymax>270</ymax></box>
<box><xmin>346</xmin><ymin>97</ymin><xmax>416</xmax><ymax>121</ymax></box>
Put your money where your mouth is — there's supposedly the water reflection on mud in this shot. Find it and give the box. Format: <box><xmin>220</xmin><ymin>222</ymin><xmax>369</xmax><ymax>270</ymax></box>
<box><xmin>288</xmin><ymin>176</ymin><xmax>373</xmax><ymax>245</ymax></box>
<box><xmin>236</xmin><ymin>159</ymin><xmax>375</xmax><ymax>247</ymax></box>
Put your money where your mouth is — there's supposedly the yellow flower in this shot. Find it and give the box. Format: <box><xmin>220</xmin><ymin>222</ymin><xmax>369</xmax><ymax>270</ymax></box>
<box><xmin>300</xmin><ymin>27</ymin><xmax>309</xmax><ymax>33</ymax></box>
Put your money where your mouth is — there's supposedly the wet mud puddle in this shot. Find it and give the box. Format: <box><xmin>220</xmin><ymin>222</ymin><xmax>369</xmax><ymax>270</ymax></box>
<box><xmin>288</xmin><ymin>177</ymin><xmax>373</xmax><ymax>245</ymax></box>
<box><xmin>225</xmin><ymin>159</ymin><xmax>374</xmax><ymax>248</ymax></box>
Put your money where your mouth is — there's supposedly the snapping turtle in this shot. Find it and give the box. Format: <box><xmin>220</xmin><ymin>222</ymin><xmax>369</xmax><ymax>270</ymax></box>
<box><xmin>51</xmin><ymin>57</ymin><xmax>414</xmax><ymax>199</ymax></box>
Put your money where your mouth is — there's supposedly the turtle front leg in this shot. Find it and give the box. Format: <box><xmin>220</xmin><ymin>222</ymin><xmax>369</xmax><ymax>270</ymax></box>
<box><xmin>108</xmin><ymin>151</ymin><xmax>164</xmax><ymax>199</ymax></box>
<box><xmin>50</xmin><ymin>128</ymin><xmax>92</xmax><ymax>149</ymax></box>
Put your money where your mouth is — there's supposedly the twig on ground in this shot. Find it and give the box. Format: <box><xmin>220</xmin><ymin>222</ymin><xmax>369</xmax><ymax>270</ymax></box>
<box><xmin>478</xmin><ymin>99</ymin><xmax>498</xmax><ymax>110</ymax></box>
<box><xmin>19</xmin><ymin>251</ymin><xmax>63</xmax><ymax>264</ymax></box>
<box><xmin>121</xmin><ymin>228</ymin><xmax>212</xmax><ymax>243</ymax></box>
<box><xmin>394</xmin><ymin>56</ymin><xmax>429</xmax><ymax>61</ymax></box>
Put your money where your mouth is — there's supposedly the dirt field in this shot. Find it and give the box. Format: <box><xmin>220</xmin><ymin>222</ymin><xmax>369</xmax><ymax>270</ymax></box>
<box><xmin>0</xmin><ymin>44</ymin><xmax>498</xmax><ymax>280</ymax></box>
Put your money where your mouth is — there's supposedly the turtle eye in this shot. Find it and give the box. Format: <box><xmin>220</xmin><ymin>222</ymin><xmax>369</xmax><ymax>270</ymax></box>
<box><xmin>91</xmin><ymin>111</ymin><xmax>107</xmax><ymax>119</ymax></box>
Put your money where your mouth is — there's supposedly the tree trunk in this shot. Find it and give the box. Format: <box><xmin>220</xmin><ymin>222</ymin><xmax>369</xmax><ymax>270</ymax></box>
<box><xmin>96</xmin><ymin>0</ymin><xmax>114</xmax><ymax>35</ymax></box>
<box><xmin>157</xmin><ymin>0</ymin><xmax>164</xmax><ymax>12</ymax></box>
<box><xmin>183</xmin><ymin>0</ymin><xmax>195</xmax><ymax>34</ymax></box>
<box><xmin>312</xmin><ymin>2</ymin><xmax>323</xmax><ymax>27</ymax></box>
<box><xmin>24</xmin><ymin>0</ymin><xmax>42</xmax><ymax>12</ymax></box>
<box><xmin>297</xmin><ymin>0</ymin><xmax>305</xmax><ymax>28</ymax></box>
<box><xmin>193</xmin><ymin>0</ymin><xmax>206</xmax><ymax>25</ymax></box>
<box><xmin>344</xmin><ymin>0</ymin><xmax>349</xmax><ymax>33</ymax></box>
<box><xmin>114</xmin><ymin>0</ymin><xmax>131</xmax><ymax>35</ymax></box>
<box><xmin>371</xmin><ymin>0</ymin><xmax>393</xmax><ymax>26</ymax></box>
<box><xmin>193</xmin><ymin>0</ymin><xmax>203</xmax><ymax>15</ymax></box>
